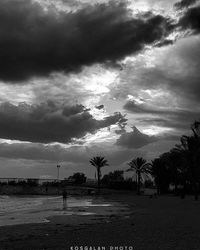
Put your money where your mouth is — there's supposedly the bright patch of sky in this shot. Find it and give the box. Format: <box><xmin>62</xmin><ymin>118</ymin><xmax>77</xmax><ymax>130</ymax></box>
<box><xmin>35</xmin><ymin>0</ymin><xmax>178</xmax><ymax>18</ymax></box>
<box><xmin>0</xmin><ymin>139</ymin><xmax>31</xmax><ymax>144</ymax></box>
<box><xmin>129</xmin><ymin>0</ymin><xmax>178</xmax><ymax>17</ymax></box>
<box><xmin>0</xmin><ymin>83</ymin><xmax>34</xmax><ymax>105</ymax></box>
<box><xmin>82</xmin><ymin>127</ymin><xmax>117</xmax><ymax>145</ymax></box>
<box><xmin>142</xmin><ymin>126</ymin><xmax>173</xmax><ymax>136</ymax></box>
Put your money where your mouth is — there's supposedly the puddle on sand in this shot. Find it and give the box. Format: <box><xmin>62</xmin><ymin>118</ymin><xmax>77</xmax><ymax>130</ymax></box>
<box><xmin>0</xmin><ymin>196</ymin><xmax>116</xmax><ymax>226</ymax></box>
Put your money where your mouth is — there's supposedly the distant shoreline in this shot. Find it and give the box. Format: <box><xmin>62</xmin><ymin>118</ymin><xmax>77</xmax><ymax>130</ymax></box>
<box><xmin>0</xmin><ymin>185</ymin><xmax>97</xmax><ymax>196</ymax></box>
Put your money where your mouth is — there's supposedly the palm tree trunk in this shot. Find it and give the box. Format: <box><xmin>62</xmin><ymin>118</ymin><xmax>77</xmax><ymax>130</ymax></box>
<box><xmin>137</xmin><ymin>172</ymin><xmax>141</xmax><ymax>195</ymax></box>
<box><xmin>97</xmin><ymin>168</ymin><xmax>101</xmax><ymax>194</ymax></box>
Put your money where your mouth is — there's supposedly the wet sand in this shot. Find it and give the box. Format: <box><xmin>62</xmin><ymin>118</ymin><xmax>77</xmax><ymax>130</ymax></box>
<box><xmin>0</xmin><ymin>195</ymin><xmax>125</xmax><ymax>227</ymax></box>
<box><xmin>1</xmin><ymin>193</ymin><xmax>200</xmax><ymax>250</ymax></box>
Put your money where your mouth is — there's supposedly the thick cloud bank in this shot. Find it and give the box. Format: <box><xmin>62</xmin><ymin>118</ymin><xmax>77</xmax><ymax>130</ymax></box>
<box><xmin>0</xmin><ymin>102</ymin><xmax>124</xmax><ymax>143</ymax></box>
<box><xmin>116</xmin><ymin>126</ymin><xmax>157</xmax><ymax>149</ymax></box>
<box><xmin>175</xmin><ymin>0</ymin><xmax>198</xmax><ymax>9</ymax></box>
<box><xmin>124</xmin><ymin>100</ymin><xmax>200</xmax><ymax>131</ymax></box>
<box><xmin>179</xmin><ymin>5</ymin><xmax>200</xmax><ymax>33</ymax></box>
<box><xmin>0</xmin><ymin>0</ymin><xmax>172</xmax><ymax>82</ymax></box>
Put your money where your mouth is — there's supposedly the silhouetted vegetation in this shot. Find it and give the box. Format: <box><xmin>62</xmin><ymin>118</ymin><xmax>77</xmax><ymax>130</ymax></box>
<box><xmin>127</xmin><ymin>157</ymin><xmax>151</xmax><ymax>195</ymax></box>
<box><xmin>68</xmin><ymin>172</ymin><xmax>87</xmax><ymax>185</ymax></box>
<box><xmin>151</xmin><ymin>121</ymin><xmax>200</xmax><ymax>199</ymax></box>
<box><xmin>1</xmin><ymin>179</ymin><xmax>39</xmax><ymax>187</ymax></box>
<box><xmin>102</xmin><ymin>171</ymin><xmax>137</xmax><ymax>190</ymax></box>
<box><xmin>89</xmin><ymin>156</ymin><xmax>109</xmax><ymax>193</ymax></box>
<box><xmin>102</xmin><ymin>170</ymin><xmax>124</xmax><ymax>184</ymax></box>
<box><xmin>42</xmin><ymin>181</ymin><xmax>60</xmax><ymax>187</ymax></box>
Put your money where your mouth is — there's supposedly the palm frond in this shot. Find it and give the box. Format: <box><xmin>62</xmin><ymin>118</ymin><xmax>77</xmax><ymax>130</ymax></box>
<box><xmin>89</xmin><ymin>156</ymin><xmax>109</xmax><ymax>168</ymax></box>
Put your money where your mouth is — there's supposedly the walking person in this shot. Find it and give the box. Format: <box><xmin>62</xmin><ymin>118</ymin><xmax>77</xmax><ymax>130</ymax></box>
<box><xmin>62</xmin><ymin>189</ymin><xmax>67</xmax><ymax>210</ymax></box>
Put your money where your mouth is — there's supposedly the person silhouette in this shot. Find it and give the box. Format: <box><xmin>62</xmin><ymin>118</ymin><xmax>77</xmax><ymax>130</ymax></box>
<box><xmin>62</xmin><ymin>189</ymin><xmax>67</xmax><ymax>210</ymax></box>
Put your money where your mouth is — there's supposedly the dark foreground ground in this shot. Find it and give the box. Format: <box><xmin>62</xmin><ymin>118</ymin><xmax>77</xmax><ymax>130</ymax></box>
<box><xmin>1</xmin><ymin>193</ymin><xmax>200</xmax><ymax>250</ymax></box>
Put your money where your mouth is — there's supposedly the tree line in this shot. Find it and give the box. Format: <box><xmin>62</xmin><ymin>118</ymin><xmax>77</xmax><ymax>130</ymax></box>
<box><xmin>89</xmin><ymin>121</ymin><xmax>200</xmax><ymax>199</ymax></box>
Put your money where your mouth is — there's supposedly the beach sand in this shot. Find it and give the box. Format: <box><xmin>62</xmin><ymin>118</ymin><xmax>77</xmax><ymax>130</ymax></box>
<box><xmin>1</xmin><ymin>193</ymin><xmax>200</xmax><ymax>250</ymax></box>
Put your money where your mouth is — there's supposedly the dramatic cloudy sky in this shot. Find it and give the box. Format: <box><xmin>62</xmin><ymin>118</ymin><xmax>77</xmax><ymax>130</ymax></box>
<box><xmin>0</xmin><ymin>0</ymin><xmax>200</xmax><ymax>179</ymax></box>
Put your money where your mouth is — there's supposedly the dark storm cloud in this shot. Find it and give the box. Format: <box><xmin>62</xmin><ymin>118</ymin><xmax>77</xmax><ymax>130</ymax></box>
<box><xmin>62</xmin><ymin>104</ymin><xmax>88</xmax><ymax>116</ymax></box>
<box><xmin>156</xmin><ymin>39</ymin><xmax>174</xmax><ymax>47</ymax></box>
<box><xmin>124</xmin><ymin>100</ymin><xmax>200</xmax><ymax>131</ymax></box>
<box><xmin>0</xmin><ymin>102</ymin><xmax>124</xmax><ymax>143</ymax></box>
<box><xmin>116</xmin><ymin>126</ymin><xmax>157</xmax><ymax>149</ymax></box>
<box><xmin>124</xmin><ymin>100</ymin><xmax>193</xmax><ymax>116</ymax></box>
<box><xmin>0</xmin><ymin>142</ymin><xmax>90</xmax><ymax>163</ymax></box>
<box><xmin>174</xmin><ymin>0</ymin><xmax>198</xmax><ymax>9</ymax></box>
<box><xmin>124</xmin><ymin>100</ymin><xmax>160</xmax><ymax>114</ymax></box>
<box><xmin>0</xmin><ymin>0</ymin><xmax>173</xmax><ymax>82</ymax></box>
<box><xmin>179</xmin><ymin>5</ymin><xmax>200</xmax><ymax>33</ymax></box>
<box><xmin>95</xmin><ymin>105</ymin><xmax>104</xmax><ymax>110</ymax></box>
<box><xmin>118</xmin><ymin>35</ymin><xmax>200</xmax><ymax>104</ymax></box>
<box><xmin>0</xmin><ymin>141</ymin><xmax>148</xmax><ymax>170</ymax></box>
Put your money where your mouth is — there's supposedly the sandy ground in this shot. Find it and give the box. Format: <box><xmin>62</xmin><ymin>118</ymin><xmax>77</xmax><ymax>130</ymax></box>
<box><xmin>1</xmin><ymin>192</ymin><xmax>200</xmax><ymax>250</ymax></box>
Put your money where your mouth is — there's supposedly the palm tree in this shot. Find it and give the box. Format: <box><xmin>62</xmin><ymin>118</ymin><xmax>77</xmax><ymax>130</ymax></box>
<box><xmin>127</xmin><ymin>157</ymin><xmax>151</xmax><ymax>195</ymax></box>
<box><xmin>89</xmin><ymin>156</ymin><xmax>109</xmax><ymax>193</ymax></box>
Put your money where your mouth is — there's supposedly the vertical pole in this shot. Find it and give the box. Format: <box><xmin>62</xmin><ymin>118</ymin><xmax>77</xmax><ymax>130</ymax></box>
<box><xmin>57</xmin><ymin>165</ymin><xmax>60</xmax><ymax>195</ymax></box>
<box><xmin>57</xmin><ymin>165</ymin><xmax>60</xmax><ymax>181</ymax></box>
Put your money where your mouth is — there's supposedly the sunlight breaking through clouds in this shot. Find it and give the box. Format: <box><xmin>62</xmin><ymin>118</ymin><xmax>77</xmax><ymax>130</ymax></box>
<box><xmin>80</xmin><ymin>69</ymin><xmax>117</xmax><ymax>95</ymax></box>
<box><xmin>82</xmin><ymin>128</ymin><xmax>116</xmax><ymax>145</ymax></box>
<box><xmin>142</xmin><ymin>126</ymin><xmax>174</xmax><ymax>136</ymax></box>
<box><xmin>0</xmin><ymin>0</ymin><xmax>199</xmax><ymax>178</ymax></box>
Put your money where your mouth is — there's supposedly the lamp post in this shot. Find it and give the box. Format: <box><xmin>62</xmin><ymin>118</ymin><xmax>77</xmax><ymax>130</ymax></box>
<box><xmin>57</xmin><ymin>165</ymin><xmax>60</xmax><ymax>181</ymax></box>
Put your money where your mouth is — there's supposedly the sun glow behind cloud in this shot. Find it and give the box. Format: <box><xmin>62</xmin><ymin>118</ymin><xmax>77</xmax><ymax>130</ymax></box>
<box><xmin>73</xmin><ymin>66</ymin><xmax>118</xmax><ymax>107</ymax></box>
<box><xmin>0</xmin><ymin>139</ymin><xmax>31</xmax><ymax>144</ymax></box>
<box><xmin>128</xmin><ymin>0</ymin><xmax>178</xmax><ymax>18</ymax></box>
<box><xmin>142</xmin><ymin>126</ymin><xmax>173</xmax><ymax>136</ymax></box>
<box><xmin>83</xmin><ymin>70</ymin><xmax>117</xmax><ymax>94</ymax></box>
<box><xmin>0</xmin><ymin>0</ymin><xmax>197</xmax><ymax>179</ymax></box>
<box><xmin>83</xmin><ymin>126</ymin><xmax>118</xmax><ymax>145</ymax></box>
